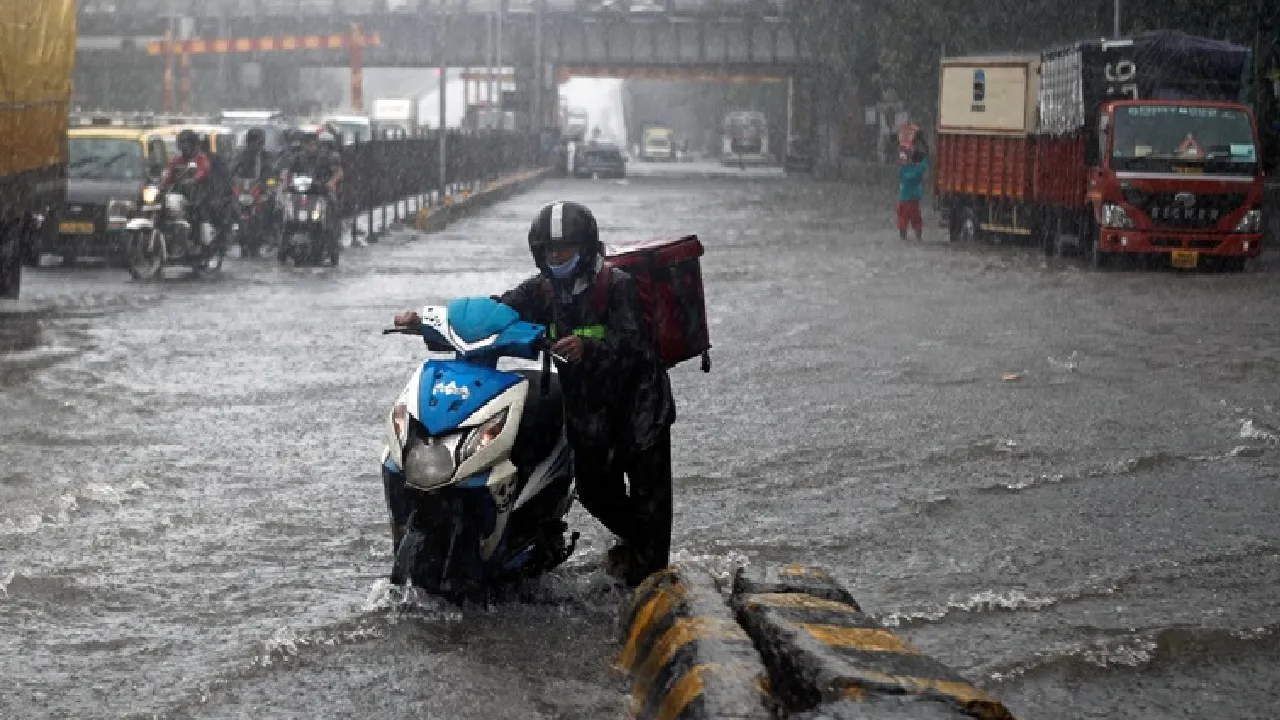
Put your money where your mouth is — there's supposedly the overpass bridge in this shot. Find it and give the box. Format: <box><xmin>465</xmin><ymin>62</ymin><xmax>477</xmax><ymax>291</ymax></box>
<box><xmin>75</xmin><ymin>0</ymin><xmax>815</xmax><ymax>141</ymax></box>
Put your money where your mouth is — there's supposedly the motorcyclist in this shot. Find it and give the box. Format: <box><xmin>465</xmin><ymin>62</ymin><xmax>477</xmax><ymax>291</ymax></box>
<box><xmin>393</xmin><ymin>201</ymin><xmax>676</xmax><ymax>587</ymax></box>
<box><xmin>232</xmin><ymin>128</ymin><xmax>277</xmax><ymax>238</ymax></box>
<box><xmin>285</xmin><ymin>128</ymin><xmax>344</xmax><ymax>237</ymax></box>
<box><xmin>160</xmin><ymin>129</ymin><xmax>226</xmax><ymax>246</ymax></box>
<box><xmin>233</xmin><ymin>128</ymin><xmax>273</xmax><ymax>182</ymax></box>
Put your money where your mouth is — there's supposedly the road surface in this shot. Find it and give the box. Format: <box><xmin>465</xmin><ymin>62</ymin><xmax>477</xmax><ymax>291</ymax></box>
<box><xmin>4</xmin><ymin>175</ymin><xmax>1280</xmax><ymax>719</ymax></box>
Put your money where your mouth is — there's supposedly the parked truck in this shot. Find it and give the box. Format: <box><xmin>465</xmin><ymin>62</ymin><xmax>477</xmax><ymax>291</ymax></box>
<box><xmin>935</xmin><ymin>31</ymin><xmax>1266</xmax><ymax>270</ymax></box>
<box><xmin>1</xmin><ymin>1</ymin><xmax>78</xmax><ymax>298</ymax></box>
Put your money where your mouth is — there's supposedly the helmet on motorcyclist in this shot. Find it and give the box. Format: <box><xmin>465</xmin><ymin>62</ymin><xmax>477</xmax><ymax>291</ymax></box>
<box><xmin>528</xmin><ymin>201</ymin><xmax>601</xmax><ymax>283</ymax></box>
<box><xmin>245</xmin><ymin>128</ymin><xmax>265</xmax><ymax>149</ymax></box>
<box><xmin>177</xmin><ymin>129</ymin><xmax>200</xmax><ymax>156</ymax></box>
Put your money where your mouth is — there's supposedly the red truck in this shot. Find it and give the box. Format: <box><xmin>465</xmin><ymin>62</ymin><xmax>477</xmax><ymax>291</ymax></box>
<box><xmin>935</xmin><ymin>31</ymin><xmax>1266</xmax><ymax>270</ymax></box>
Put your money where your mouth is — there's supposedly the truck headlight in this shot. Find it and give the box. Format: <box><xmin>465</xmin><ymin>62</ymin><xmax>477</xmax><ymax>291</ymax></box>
<box><xmin>1101</xmin><ymin>203</ymin><xmax>1134</xmax><ymax>229</ymax></box>
<box><xmin>456</xmin><ymin>409</ymin><xmax>508</xmax><ymax>465</ymax></box>
<box><xmin>1234</xmin><ymin>209</ymin><xmax>1262</xmax><ymax>234</ymax></box>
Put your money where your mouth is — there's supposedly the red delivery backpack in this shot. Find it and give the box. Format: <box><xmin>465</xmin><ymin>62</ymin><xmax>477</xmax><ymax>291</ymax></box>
<box><xmin>604</xmin><ymin>234</ymin><xmax>711</xmax><ymax>373</ymax></box>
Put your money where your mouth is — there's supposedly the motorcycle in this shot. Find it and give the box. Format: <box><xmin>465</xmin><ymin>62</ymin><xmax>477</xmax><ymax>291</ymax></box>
<box><xmin>233</xmin><ymin>176</ymin><xmax>277</xmax><ymax>258</ymax></box>
<box><xmin>125</xmin><ymin>163</ymin><xmax>227</xmax><ymax>280</ymax></box>
<box><xmin>381</xmin><ymin>296</ymin><xmax>578</xmax><ymax>597</ymax></box>
<box><xmin>278</xmin><ymin>174</ymin><xmax>339</xmax><ymax>267</ymax></box>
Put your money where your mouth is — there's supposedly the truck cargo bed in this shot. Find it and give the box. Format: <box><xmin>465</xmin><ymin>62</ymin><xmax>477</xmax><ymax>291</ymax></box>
<box><xmin>935</xmin><ymin>134</ymin><xmax>1034</xmax><ymax>201</ymax></box>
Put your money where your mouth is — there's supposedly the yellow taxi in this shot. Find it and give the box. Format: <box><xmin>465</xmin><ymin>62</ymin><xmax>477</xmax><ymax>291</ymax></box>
<box><xmin>47</xmin><ymin>124</ymin><xmax>172</xmax><ymax>264</ymax></box>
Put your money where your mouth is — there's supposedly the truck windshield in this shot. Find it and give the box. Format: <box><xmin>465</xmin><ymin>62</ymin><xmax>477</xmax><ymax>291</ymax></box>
<box><xmin>68</xmin><ymin>138</ymin><xmax>145</xmax><ymax>181</ymax></box>
<box><xmin>1111</xmin><ymin>105</ymin><xmax>1257</xmax><ymax>175</ymax></box>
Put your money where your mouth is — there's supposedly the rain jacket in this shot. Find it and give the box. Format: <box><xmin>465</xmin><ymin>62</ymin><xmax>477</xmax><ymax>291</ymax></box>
<box><xmin>500</xmin><ymin>260</ymin><xmax>676</xmax><ymax>452</ymax></box>
<box><xmin>899</xmin><ymin>156</ymin><xmax>928</xmax><ymax>202</ymax></box>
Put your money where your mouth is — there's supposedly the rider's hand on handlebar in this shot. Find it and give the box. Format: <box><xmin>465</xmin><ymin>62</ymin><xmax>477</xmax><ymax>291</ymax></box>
<box><xmin>551</xmin><ymin>336</ymin><xmax>584</xmax><ymax>363</ymax></box>
<box><xmin>393</xmin><ymin>311</ymin><xmax>420</xmax><ymax>327</ymax></box>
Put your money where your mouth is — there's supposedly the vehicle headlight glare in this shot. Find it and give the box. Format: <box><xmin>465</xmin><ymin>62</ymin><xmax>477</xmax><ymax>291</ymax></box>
<box><xmin>1234</xmin><ymin>209</ymin><xmax>1262</xmax><ymax>234</ymax></box>
<box><xmin>457</xmin><ymin>409</ymin><xmax>508</xmax><ymax>465</ymax></box>
<box><xmin>142</xmin><ymin>186</ymin><xmax>159</xmax><ymax>204</ymax></box>
<box><xmin>1101</xmin><ymin>203</ymin><xmax>1134</xmax><ymax>229</ymax></box>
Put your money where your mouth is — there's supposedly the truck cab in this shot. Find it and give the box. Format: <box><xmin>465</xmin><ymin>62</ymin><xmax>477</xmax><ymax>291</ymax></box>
<box><xmin>1093</xmin><ymin>100</ymin><xmax>1265</xmax><ymax>269</ymax></box>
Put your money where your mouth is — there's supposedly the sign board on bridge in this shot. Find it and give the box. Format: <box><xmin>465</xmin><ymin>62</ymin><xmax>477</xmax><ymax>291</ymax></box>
<box><xmin>373</xmin><ymin>98</ymin><xmax>414</xmax><ymax>122</ymax></box>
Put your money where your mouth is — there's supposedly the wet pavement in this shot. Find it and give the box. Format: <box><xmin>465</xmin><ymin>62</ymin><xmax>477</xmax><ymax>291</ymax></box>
<box><xmin>4</xmin><ymin>176</ymin><xmax>1280</xmax><ymax>719</ymax></box>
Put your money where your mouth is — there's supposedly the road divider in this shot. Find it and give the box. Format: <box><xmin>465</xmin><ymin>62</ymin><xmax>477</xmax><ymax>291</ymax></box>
<box><xmin>618</xmin><ymin>563</ymin><xmax>1017</xmax><ymax>719</ymax></box>
<box><xmin>414</xmin><ymin>168</ymin><xmax>553</xmax><ymax>234</ymax></box>
<box><xmin>617</xmin><ymin>566</ymin><xmax>772</xmax><ymax>720</ymax></box>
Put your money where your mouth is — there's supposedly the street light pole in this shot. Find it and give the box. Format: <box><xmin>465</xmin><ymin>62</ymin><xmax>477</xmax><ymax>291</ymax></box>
<box><xmin>1113</xmin><ymin>0</ymin><xmax>1121</xmax><ymax>38</ymax></box>
<box><xmin>438</xmin><ymin>1</ymin><xmax>449</xmax><ymax>193</ymax></box>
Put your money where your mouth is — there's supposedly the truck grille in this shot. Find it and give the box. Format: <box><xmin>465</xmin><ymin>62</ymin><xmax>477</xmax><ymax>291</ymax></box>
<box><xmin>1122</xmin><ymin>190</ymin><xmax>1246</xmax><ymax>230</ymax></box>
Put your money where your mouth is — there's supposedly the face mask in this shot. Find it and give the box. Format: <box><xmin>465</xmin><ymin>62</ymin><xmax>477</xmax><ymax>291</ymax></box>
<box><xmin>547</xmin><ymin>252</ymin><xmax>580</xmax><ymax>280</ymax></box>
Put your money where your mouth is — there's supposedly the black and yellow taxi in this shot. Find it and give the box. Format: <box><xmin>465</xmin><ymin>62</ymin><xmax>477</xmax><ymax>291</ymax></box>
<box><xmin>47</xmin><ymin>123</ymin><xmax>171</xmax><ymax>265</ymax></box>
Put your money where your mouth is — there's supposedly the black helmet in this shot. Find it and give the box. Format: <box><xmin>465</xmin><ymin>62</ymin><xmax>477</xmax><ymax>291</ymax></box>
<box><xmin>245</xmin><ymin>127</ymin><xmax>265</xmax><ymax>147</ymax></box>
<box><xmin>528</xmin><ymin>201</ymin><xmax>600</xmax><ymax>277</ymax></box>
<box><xmin>177</xmin><ymin>129</ymin><xmax>200</xmax><ymax>152</ymax></box>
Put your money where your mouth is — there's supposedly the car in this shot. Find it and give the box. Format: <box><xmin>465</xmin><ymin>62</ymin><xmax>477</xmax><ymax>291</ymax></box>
<box><xmin>573</xmin><ymin>144</ymin><xmax>627</xmax><ymax>179</ymax></box>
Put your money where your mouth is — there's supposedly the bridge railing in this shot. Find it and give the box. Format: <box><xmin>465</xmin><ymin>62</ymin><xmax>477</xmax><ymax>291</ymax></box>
<box><xmin>338</xmin><ymin>130</ymin><xmax>542</xmax><ymax>235</ymax></box>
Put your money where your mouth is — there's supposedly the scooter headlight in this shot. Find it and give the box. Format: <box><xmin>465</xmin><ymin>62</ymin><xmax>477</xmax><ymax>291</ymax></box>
<box><xmin>142</xmin><ymin>186</ymin><xmax>160</xmax><ymax>205</ymax></box>
<box><xmin>404</xmin><ymin>437</ymin><xmax>457</xmax><ymax>490</ymax></box>
<box><xmin>457</xmin><ymin>409</ymin><xmax>508</xmax><ymax>465</ymax></box>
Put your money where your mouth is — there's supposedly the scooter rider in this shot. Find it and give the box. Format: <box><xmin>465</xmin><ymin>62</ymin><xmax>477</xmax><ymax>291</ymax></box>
<box><xmin>233</xmin><ymin>128</ymin><xmax>277</xmax><ymax>233</ymax></box>
<box><xmin>233</xmin><ymin>128</ymin><xmax>272</xmax><ymax>182</ymax></box>
<box><xmin>395</xmin><ymin>201</ymin><xmax>676</xmax><ymax>586</ymax></box>
<box><xmin>285</xmin><ymin>128</ymin><xmax>344</xmax><ymax>237</ymax></box>
<box><xmin>161</xmin><ymin>129</ymin><xmax>226</xmax><ymax>246</ymax></box>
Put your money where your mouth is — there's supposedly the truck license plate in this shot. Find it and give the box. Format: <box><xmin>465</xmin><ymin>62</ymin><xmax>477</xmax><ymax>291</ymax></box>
<box><xmin>1171</xmin><ymin>250</ymin><xmax>1199</xmax><ymax>269</ymax></box>
<box><xmin>59</xmin><ymin>221</ymin><xmax>95</xmax><ymax>234</ymax></box>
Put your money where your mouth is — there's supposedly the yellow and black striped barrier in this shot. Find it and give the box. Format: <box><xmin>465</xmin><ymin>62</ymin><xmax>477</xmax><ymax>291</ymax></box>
<box><xmin>618</xmin><ymin>567</ymin><xmax>772</xmax><ymax>720</ymax></box>
<box><xmin>730</xmin><ymin>564</ymin><xmax>1015</xmax><ymax>720</ymax></box>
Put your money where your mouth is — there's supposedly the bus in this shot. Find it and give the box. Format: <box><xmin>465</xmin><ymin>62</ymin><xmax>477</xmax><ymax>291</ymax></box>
<box><xmin>721</xmin><ymin>111</ymin><xmax>769</xmax><ymax>165</ymax></box>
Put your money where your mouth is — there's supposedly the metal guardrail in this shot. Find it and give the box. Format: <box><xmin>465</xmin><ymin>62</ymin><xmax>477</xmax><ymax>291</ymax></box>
<box><xmin>80</xmin><ymin>0</ymin><xmax>791</xmax><ymax>20</ymax></box>
<box><xmin>338</xmin><ymin>129</ymin><xmax>542</xmax><ymax>238</ymax></box>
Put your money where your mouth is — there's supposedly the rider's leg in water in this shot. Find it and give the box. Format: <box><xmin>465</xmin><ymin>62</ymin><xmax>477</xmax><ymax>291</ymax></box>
<box><xmin>619</xmin><ymin>428</ymin><xmax>673</xmax><ymax>585</ymax></box>
<box><xmin>575</xmin><ymin>428</ymin><xmax>673</xmax><ymax>586</ymax></box>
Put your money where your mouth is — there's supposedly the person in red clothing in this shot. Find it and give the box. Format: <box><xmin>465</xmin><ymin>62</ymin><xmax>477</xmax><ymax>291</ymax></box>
<box><xmin>161</xmin><ymin>129</ymin><xmax>210</xmax><ymax>188</ymax></box>
<box><xmin>160</xmin><ymin>129</ymin><xmax>226</xmax><ymax>247</ymax></box>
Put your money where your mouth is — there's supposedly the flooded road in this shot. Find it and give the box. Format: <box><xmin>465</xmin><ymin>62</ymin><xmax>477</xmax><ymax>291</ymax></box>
<box><xmin>4</xmin><ymin>177</ymin><xmax>1280</xmax><ymax>719</ymax></box>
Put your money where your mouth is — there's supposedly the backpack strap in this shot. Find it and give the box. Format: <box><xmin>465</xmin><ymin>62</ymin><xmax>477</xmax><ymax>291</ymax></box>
<box><xmin>541</xmin><ymin>264</ymin><xmax>613</xmax><ymax>341</ymax></box>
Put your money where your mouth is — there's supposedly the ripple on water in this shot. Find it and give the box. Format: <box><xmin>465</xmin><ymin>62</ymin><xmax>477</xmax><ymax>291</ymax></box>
<box><xmin>988</xmin><ymin>624</ymin><xmax>1280</xmax><ymax>685</ymax></box>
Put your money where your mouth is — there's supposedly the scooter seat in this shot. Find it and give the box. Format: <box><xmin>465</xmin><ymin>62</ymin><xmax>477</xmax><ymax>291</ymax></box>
<box><xmin>510</xmin><ymin>369</ymin><xmax>565</xmax><ymax>473</ymax></box>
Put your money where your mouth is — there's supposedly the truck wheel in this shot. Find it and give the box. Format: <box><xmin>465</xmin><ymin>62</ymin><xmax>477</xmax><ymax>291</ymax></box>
<box><xmin>1040</xmin><ymin>214</ymin><xmax>1058</xmax><ymax>256</ymax></box>
<box><xmin>1084</xmin><ymin>224</ymin><xmax>1109</xmax><ymax>270</ymax></box>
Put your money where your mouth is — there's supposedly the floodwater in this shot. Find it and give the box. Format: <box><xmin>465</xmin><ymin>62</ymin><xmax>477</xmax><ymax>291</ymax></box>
<box><xmin>3</xmin><ymin>177</ymin><xmax>1280</xmax><ymax>719</ymax></box>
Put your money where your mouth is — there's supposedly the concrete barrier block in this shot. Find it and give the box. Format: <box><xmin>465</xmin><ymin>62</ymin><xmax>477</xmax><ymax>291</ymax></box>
<box><xmin>619</xmin><ymin>567</ymin><xmax>771</xmax><ymax>720</ymax></box>
<box><xmin>732</xmin><ymin>564</ymin><xmax>860</xmax><ymax>609</ymax></box>
<box><xmin>732</xmin><ymin>564</ymin><xmax>1014</xmax><ymax>720</ymax></box>
<box><xmin>794</xmin><ymin>697</ymin><xmax>973</xmax><ymax>719</ymax></box>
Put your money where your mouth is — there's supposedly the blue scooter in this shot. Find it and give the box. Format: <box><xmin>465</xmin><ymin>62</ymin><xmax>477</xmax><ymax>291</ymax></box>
<box><xmin>381</xmin><ymin>296</ymin><xmax>577</xmax><ymax>596</ymax></box>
